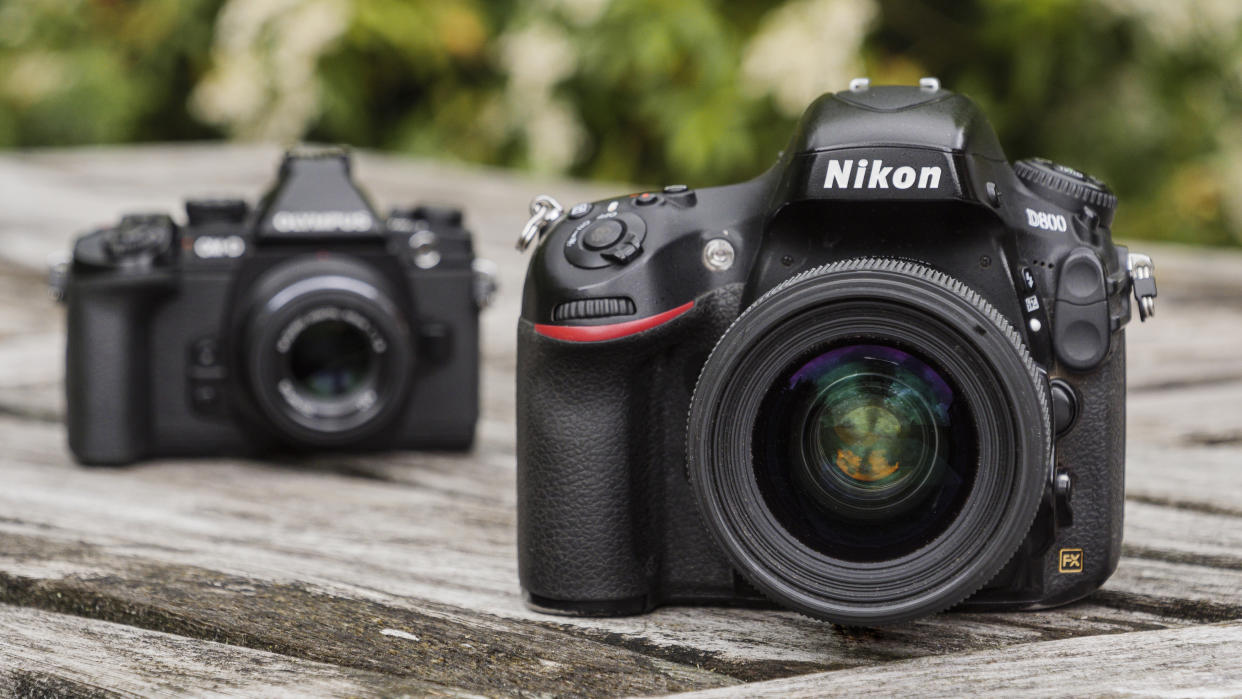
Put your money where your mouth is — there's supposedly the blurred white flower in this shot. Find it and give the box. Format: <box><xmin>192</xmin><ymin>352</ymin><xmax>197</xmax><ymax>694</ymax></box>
<box><xmin>1095</xmin><ymin>0</ymin><xmax>1242</xmax><ymax>47</ymax></box>
<box><xmin>190</xmin><ymin>0</ymin><xmax>349</xmax><ymax>142</ymax></box>
<box><xmin>741</xmin><ymin>0</ymin><xmax>878</xmax><ymax>117</ymax></box>
<box><xmin>526</xmin><ymin>101</ymin><xmax>585</xmax><ymax>173</ymax></box>
<box><xmin>498</xmin><ymin>19</ymin><xmax>586</xmax><ymax>172</ymax></box>
<box><xmin>2</xmin><ymin>52</ymin><xmax>67</xmax><ymax>106</ymax></box>
<box><xmin>0</xmin><ymin>0</ymin><xmax>41</xmax><ymax>48</ymax></box>
<box><xmin>500</xmin><ymin>18</ymin><xmax>577</xmax><ymax>93</ymax></box>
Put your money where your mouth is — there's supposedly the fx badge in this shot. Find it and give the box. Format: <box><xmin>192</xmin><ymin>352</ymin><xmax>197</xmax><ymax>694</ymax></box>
<box><xmin>1059</xmin><ymin>548</ymin><xmax>1084</xmax><ymax>573</ymax></box>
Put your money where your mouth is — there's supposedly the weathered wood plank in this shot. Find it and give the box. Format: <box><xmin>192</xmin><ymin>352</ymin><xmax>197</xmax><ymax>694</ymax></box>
<box><xmin>0</xmin><ymin>524</ymin><xmax>1210</xmax><ymax>687</ymax></box>
<box><xmin>0</xmin><ymin>539</ymin><xmax>736</xmax><ymax>697</ymax></box>
<box><xmin>0</xmin><ymin>603</ymin><xmax>461</xmax><ymax>698</ymax></box>
<box><xmin>0</xmin><ymin>411</ymin><xmax>1235</xmax><ymax>685</ymax></box>
<box><xmin>1123</xmin><ymin>500</ymin><xmax>1242</xmax><ymax>567</ymax></box>
<box><xmin>672</xmin><ymin>621</ymin><xmax>1242</xmax><ymax>698</ymax></box>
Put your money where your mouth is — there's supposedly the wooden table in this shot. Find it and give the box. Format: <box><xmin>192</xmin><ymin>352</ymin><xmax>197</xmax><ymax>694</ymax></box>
<box><xmin>1</xmin><ymin>145</ymin><xmax>1240</xmax><ymax>697</ymax></box>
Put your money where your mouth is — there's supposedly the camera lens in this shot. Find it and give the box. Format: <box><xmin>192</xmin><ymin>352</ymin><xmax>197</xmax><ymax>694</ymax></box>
<box><xmin>243</xmin><ymin>256</ymin><xmax>413</xmax><ymax>447</ymax></box>
<box><xmin>287</xmin><ymin>319</ymin><xmax>374</xmax><ymax>399</ymax></box>
<box><xmin>756</xmin><ymin>343</ymin><xmax>977</xmax><ymax>563</ymax></box>
<box><xmin>687</xmin><ymin>258</ymin><xmax>1050</xmax><ymax>626</ymax></box>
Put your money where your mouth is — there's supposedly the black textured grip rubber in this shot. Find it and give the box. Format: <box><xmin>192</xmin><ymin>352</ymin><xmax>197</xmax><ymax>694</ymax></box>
<box><xmin>516</xmin><ymin>285</ymin><xmax>745</xmax><ymax>610</ymax></box>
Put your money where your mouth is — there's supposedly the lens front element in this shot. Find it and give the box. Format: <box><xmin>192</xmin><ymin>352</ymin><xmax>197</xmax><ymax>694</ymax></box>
<box><xmin>289</xmin><ymin>318</ymin><xmax>374</xmax><ymax>399</ymax></box>
<box><xmin>273</xmin><ymin>306</ymin><xmax>388</xmax><ymax>424</ymax></box>
<box><xmin>788</xmin><ymin>345</ymin><xmax>953</xmax><ymax>522</ymax></box>
<box><xmin>756</xmin><ymin>343</ymin><xmax>977</xmax><ymax>563</ymax></box>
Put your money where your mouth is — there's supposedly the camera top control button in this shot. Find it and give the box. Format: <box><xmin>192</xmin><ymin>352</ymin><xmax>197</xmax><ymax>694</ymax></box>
<box><xmin>568</xmin><ymin>202</ymin><xmax>593</xmax><ymax>219</ymax></box>
<box><xmin>563</xmin><ymin>211</ymin><xmax>647</xmax><ymax>268</ymax></box>
<box><xmin>1021</xmin><ymin>267</ymin><xmax>1037</xmax><ymax>291</ymax></box>
<box><xmin>582</xmin><ymin>219</ymin><xmax>626</xmax><ymax>250</ymax></box>
<box><xmin>602</xmin><ymin>241</ymin><xmax>641</xmax><ymax>264</ymax></box>
<box><xmin>398</xmin><ymin>205</ymin><xmax>463</xmax><ymax>228</ymax></box>
<box><xmin>635</xmin><ymin>192</ymin><xmax>659</xmax><ymax>206</ymax></box>
<box><xmin>106</xmin><ymin>214</ymin><xmax>174</xmax><ymax>259</ymax></box>
<box><xmin>662</xmin><ymin>184</ymin><xmax>698</xmax><ymax>206</ymax></box>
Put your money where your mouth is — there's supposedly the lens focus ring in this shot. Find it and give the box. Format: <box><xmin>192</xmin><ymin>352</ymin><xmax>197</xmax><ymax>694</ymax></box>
<box><xmin>242</xmin><ymin>256</ymin><xmax>413</xmax><ymax>447</ymax></box>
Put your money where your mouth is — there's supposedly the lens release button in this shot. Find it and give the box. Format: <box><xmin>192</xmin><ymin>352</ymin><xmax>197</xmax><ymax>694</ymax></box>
<box><xmin>582</xmin><ymin>220</ymin><xmax>626</xmax><ymax>250</ymax></box>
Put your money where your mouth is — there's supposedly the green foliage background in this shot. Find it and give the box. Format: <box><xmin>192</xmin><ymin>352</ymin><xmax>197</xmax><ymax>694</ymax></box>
<box><xmin>2</xmin><ymin>0</ymin><xmax>1240</xmax><ymax>246</ymax></box>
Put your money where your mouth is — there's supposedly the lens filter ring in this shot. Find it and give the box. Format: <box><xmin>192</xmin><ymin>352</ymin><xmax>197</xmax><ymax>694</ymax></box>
<box><xmin>686</xmin><ymin>257</ymin><xmax>1050</xmax><ymax>626</ymax></box>
<box><xmin>244</xmin><ymin>256</ymin><xmax>413</xmax><ymax>447</ymax></box>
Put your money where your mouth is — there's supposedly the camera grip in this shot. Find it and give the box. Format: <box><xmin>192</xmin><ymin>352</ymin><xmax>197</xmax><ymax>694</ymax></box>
<box><xmin>516</xmin><ymin>320</ymin><xmax>653</xmax><ymax>608</ymax></box>
<box><xmin>65</xmin><ymin>280</ymin><xmax>170</xmax><ymax>465</ymax></box>
<box><xmin>1044</xmin><ymin>331</ymin><xmax>1127</xmax><ymax>604</ymax></box>
<box><xmin>516</xmin><ymin>285</ymin><xmax>745</xmax><ymax>612</ymax></box>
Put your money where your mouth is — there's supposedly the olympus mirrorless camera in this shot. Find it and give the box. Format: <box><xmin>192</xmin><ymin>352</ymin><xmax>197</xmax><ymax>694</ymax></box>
<box><xmin>515</xmin><ymin>79</ymin><xmax>1158</xmax><ymax>626</ymax></box>
<box><xmin>57</xmin><ymin>148</ymin><xmax>493</xmax><ymax>466</ymax></box>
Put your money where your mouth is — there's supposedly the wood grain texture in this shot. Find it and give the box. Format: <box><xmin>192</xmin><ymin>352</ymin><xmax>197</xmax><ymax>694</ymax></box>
<box><xmin>1</xmin><ymin>145</ymin><xmax>1240</xmax><ymax>696</ymax></box>
<box><xmin>0</xmin><ymin>413</ymin><xmax>1217</xmax><ymax>678</ymax></box>
<box><xmin>673</xmin><ymin>621</ymin><xmax>1242</xmax><ymax>698</ymax></box>
<box><xmin>0</xmin><ymin>604</ymin><xmax>460</xmax><ymax>698</ymax></box>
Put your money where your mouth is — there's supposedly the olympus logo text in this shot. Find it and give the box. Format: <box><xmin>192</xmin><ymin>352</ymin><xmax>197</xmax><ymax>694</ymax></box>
<box><xmin>271</xmin><ymin>210</ymin><xmax>374</xmax><ymax>233</ymax></box>
<box><xmin>823</xmin><ymin>159</ymin><xmax>942</xmax><ymax>190</ymax></box>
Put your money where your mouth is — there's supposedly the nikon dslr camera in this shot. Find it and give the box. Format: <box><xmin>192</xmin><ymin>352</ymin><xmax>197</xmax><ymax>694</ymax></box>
<box><xmin>516</xmin><ymin>80</ymin><xmax>1158</xmax><ymax>626</ymax></box>
<box><xmin>59</xmin><ymin>148</ymin><xmax>493</xmax><ymax>465</ymax></box>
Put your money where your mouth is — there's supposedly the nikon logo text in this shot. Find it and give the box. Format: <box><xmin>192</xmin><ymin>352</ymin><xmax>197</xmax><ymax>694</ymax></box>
<box><xmin>823</xmin><ymin>159</ymin><xmax>942</xmax><ymax>190</ymax></box>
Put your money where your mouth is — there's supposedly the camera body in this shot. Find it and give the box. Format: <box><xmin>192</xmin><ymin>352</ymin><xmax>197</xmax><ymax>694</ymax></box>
<box><xmin>517</xmin><ymin>82</ymin><xmax>1156</xmax><ymax>625</ymax></box>
<box><xmin>62</xmin><ymin>148</ymin><xmax>490</xmax><ymax>465</ymax></box>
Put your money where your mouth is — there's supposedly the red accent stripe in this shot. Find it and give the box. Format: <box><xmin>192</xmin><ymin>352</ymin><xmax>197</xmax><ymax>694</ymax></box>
<box><xmin>535</xmin><ymin>301</ymin><xmax>695</xmax><ymax>342</ymax></box>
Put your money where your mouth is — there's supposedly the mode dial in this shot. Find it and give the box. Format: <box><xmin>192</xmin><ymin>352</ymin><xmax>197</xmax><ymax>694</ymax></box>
<box><xmin>1015</xmin><ymin>158</ymin><xmax>1117</xmax><ymax>227</ymax></box>
<box><xmin>106</xmin><ymin>214</ymin><xmax>174</xmax><ymax>260</ymax></box>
